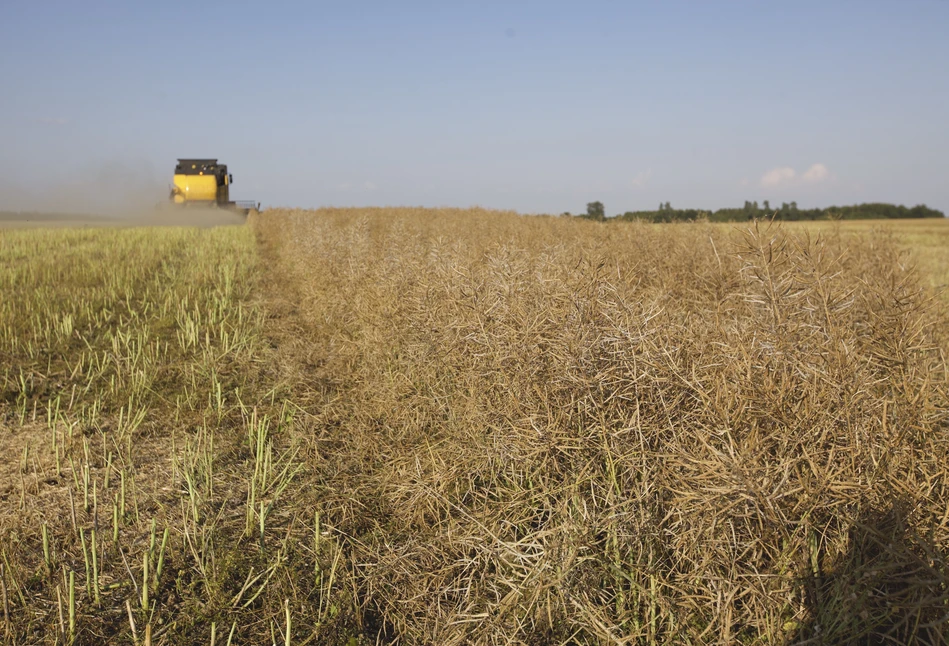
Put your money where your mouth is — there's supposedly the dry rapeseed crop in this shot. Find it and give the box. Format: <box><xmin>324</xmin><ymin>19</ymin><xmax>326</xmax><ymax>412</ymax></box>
<box><xmin>1</xmin><ymin>209</ymin><xmax>948</xmax><ymax>644</ymax></box>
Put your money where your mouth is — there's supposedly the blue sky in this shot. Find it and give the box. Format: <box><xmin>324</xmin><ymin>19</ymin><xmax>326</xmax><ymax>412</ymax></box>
<box><xmin>1</xmin><ymin>0</ymin><xmax>947</xmax><ymax>214</ymax></box>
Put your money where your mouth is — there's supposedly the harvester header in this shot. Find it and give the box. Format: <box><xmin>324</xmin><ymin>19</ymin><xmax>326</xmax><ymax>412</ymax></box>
<box><xmin>169</xmin><ymin>158</ymin><xmax>258</xmax><ymax>214</ymax></box>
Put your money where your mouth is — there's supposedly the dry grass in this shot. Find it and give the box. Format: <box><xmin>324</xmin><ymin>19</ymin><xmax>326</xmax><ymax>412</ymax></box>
<box><xmin>780</xmin><ymin>217</ymin><xmax>949</xmax><ymax>296</ymax></box>
<box><xmin>1</xmin><ymin>209</ymin><xmax>948</xmax><ymax>644</ymax></box>
<box><xmin>255</xmin><ymin>208</ymin><xmax>949</xmax><ymax>644</ymax></box>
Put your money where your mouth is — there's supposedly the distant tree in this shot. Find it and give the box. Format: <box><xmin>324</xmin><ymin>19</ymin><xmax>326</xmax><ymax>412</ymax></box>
<box><xmin>586</xmin><ymin>201</ymin><xmax>605</xmax><ymax>221</ymax></box>
<box><xmin>615</xmin><ymin>201</ymin><xmax>943</xmax><ymax>224</ymax></box>
<box><xmin>763</xmin><ymin>200</ymin><xmax>770</xmax><ymax>212</ymax></box>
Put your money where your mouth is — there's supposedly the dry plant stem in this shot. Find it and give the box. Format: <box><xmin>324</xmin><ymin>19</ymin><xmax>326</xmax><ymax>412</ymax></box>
<box><xmin>67</xmin><ymin>570</ymin><xmax>75</xmax><ymax>644</ymax></box>
<box><xmin>126</xmin><ymin>599</ymin><xmax>137</xmax><ymax>644</ymax></box>
<box><xmin>0</xmin><ymin>563</ymin><xmax>7</xmax><ymax>640</ymax></box>
<box><xmin>56</xmin><ymin>585</ymin><xmax>64</xmax><ymax>641</ymax></box>
<box><xmin>0</xmin><ymin>555</ymin><xmax>23</xmax><ymax>611</ymax></box>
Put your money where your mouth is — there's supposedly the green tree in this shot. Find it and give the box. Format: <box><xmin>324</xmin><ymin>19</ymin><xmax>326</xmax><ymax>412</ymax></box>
<box><xmin>586</xmin><ymin>201</ymin><xmax>605</xmax><ymax>221</ymax></box>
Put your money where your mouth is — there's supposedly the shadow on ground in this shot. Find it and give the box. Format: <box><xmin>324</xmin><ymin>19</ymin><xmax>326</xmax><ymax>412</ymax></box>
<box><xmin>790</xmin><ymin>499</ymin><xmax>949</xmax><ymax>645</ymax></box>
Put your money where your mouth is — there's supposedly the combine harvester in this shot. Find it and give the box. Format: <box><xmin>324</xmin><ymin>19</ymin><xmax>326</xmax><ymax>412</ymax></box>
<box><xmin>168</xmin><ymin>159</ymin><xmax>259</xmax><ymax>214</ymax></box>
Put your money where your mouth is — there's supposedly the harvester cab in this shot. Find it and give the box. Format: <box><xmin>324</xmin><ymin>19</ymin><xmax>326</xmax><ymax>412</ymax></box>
<box><xmin>169</xmin><ymin>159</ymin><xmax>258</xmax><ymax>214</ymax></box>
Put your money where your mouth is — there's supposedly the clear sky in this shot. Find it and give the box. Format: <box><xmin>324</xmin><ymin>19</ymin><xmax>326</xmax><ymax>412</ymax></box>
<box><xmin>1</xmin><ymin>0</ymin><xmax>947</xmax><ymax>215</ymax></box>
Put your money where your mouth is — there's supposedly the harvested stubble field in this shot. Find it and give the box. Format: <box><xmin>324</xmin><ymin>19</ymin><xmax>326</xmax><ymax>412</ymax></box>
<box><xmin>1</xmin><ymin>209</ymin><xmax>948</xmax><ymax>645</ymax></box>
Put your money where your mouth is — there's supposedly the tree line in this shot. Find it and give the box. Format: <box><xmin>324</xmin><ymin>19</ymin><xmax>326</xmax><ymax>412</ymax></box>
<box><xmin>572</xmin><ymin>201</ymin><xmax>945</xmax><ymax>223</ymax></box>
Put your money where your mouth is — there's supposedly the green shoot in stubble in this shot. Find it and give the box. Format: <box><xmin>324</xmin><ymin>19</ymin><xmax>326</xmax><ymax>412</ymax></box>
<box><xmin>80</xmin><ymin>530</ymin><xmax>91</xmax><ymax>597</ymax></box>
<box><xmin>112</xmin><ymin>502</ymin><xmax>119</xmax><ymax>545</ymax></box>
<box><xmin>141</xmin><ymin>551</ymin><xmax>149</xmax><ymax>611</ymax></box>
<box><xmin>120</xmin><ymin>469</ymin><xmax>126</xmax><ymax>520</ymax></box>
<box><xmin>41</xmin><ymin>522</ymin><xmax>51</xmax><ymax>574</ymax></box>
<box><xmin>184</xmin><ymin>467</ymin><xmax>200</xmax><ymax>524</ymax></box>
<box><xmin>82</xmin><ymin>463</ymin><xmax>89</xmax><ymax>512</ymax></box>
<box><xmin>52</xmin><ymin>426</ymin><xmax>61</xmax><ymax>475</ymax></box>
<box><xmin>154</xmin><ymin>528</ymin><xmax>169</xmax><ymax>592</ymax></box>
<box><xmin>15</xmin><ymin>370</ymin><xmax>27</xmax><ymax>425</ymax></box>
<box><xmin>90</xmin><ymin>529</ymin><xmax>100</xmax><ymax>606</ymax></box>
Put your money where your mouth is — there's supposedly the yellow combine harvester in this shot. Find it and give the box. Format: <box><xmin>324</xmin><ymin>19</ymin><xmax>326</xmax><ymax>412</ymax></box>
<box><xmin>169</xmin><ymin>159</ymin><xmax>258</xmax><ymax>214</ymax></box>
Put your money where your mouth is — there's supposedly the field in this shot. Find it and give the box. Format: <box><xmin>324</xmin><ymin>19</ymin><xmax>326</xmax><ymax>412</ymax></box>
<box><xmin>1</xmin><ymin>210</ymin><xmax>948</xmax><ymax>644</ymax></box>
<box><xmin>781</xmin><ymin>217</ymin><xmax>949</xmax><ymax>295</ymax></box>
<box><xmin>0</xmin><ymin>210</ymin><xmax>248</xmax><ymax>230</ymax></box>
